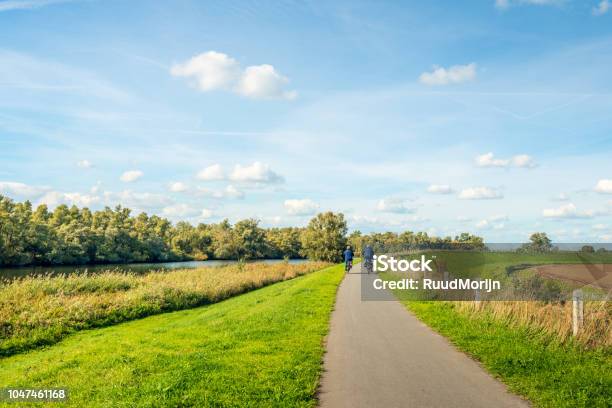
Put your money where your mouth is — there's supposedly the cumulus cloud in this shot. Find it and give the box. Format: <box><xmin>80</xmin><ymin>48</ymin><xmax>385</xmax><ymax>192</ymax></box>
<box><xmin>427</xmin><ymin>184</ymin><xmax>454</xmax><ymax>194</ymax></box>
<box><xmin>229</xmin><ymin>162</ymin><xmax>284</xmax><ymax>185</ymax></box>
<box><xmin>376</xmin><ymin>198</ymin><xmax>415</xmax><ymax>213</ymax></box>
<box><xmin>542</xmin><ymin>203</ymin><xmax>594</xmax><ymax>219</ymax></box>
<box><xmin>284</xmin><ymin>199</ymin><xmax>319</xmax><ymax>216</ymax></box>
<box><xmin>196</xmin><ymin>185</ymin><xmax>244</xmax><ymax>199</ymax></box>
<box><xmin>594</xmin><ymin>179</ymin><xmax>612</xmax><ymax>194</ymax></box>
<box><xmin>593</xmin><ymin>0</ymin><xmax>610</xmax><ymax>14</ymax></box>
<box><xmin>171</xmin><ymin>51</ymin><xmax>296</xmax><ymax>100</ymax></box>
<box><xmin>458</xmin><ymin>187</ymin><xmax>503</xmax><ymax>200</ymax></box>
<box><xmin>120</xmin><ymin>170</ymin><xmax>143</xmax><ymax>182</ymax></box>
<box><xmin>76</xmin><ymin>159</ymin><xmax>92</xmax><ymax>169</ymax></box>
<box><xmin>200</xmin><ymin>208</ymin><xmax>214</xmax><ymax>219</ymax></box>
<box><xmin>476</xmin><ymin>219</ymin><xmax>505</xmax><ymax>230</ymax></box>
<box><xmin>0</xmin><ymin>181</ymin><xmax>49</xmax><ymax>199</ymax></box>
<box><xmin>168</xmin><ymin>181</ymin><xmax>189</xmax><ymax>192</ymax></box>
<box><xmin>475</xmin><ymin>152</ymin><xmax>537</xmax><ymax>168</ymax></box>
<box><xmin>162</xmin><ymin>203</ymin><xmax>200</xmax><ymax>218</ymax></box>
<box><xmin>237</xmin><ymin>64</ymin><xmax>297</xmax><ymax>100</ymax></box>
<box><xmin>476</xmin><ymin>214</ymin><xmax>508</xmax><ymax>230</ymax></box>
<box><xmin>197</xmin><ymin>164</ymin><xmax>225</xmax><ymax>181</ymax></box>
<box><xmin>39</xmin><ymin>191</ymin><xmax>100</xmax><ymax>207</ymax></box>
<box><xmin>419</xmin><ymin>63</ymin><xmax>476</xmax><ymax>86</ymax></box>
<box><xmin>105</xmin><ymin>190</ymin><xmax>171</xmax><ymax>209</ymax></box>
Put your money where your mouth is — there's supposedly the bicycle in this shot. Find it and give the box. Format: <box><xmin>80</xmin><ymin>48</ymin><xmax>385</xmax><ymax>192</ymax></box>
<box><xmin>345</xmin><ymin>259</ymin><xmax>353</xmax><ymax>272</ymax></box>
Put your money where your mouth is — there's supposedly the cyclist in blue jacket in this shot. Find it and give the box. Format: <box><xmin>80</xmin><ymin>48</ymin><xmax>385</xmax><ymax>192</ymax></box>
<box><xmin>343</xmin><ymin>246</ymin><xmax>354</xmax><ymax>272</ymax></box>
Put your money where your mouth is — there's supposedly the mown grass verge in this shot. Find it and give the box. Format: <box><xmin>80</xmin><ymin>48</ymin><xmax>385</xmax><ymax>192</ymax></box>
<box><xmin>0</xmin><ymin>262</ymin><xmax>329</xmax><ymax>357</ymax></box>
<box><xmin>400</xmin><ymin>301</ymin><xmax>611</xmax><ymax>408</ymax></box>
<box><xmin>0</xmin><ymin>263</ymin><xmax>345</xmax><ymax>407</ymax></box>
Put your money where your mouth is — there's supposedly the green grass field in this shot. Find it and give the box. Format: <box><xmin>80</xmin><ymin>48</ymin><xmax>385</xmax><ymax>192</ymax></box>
<box><xmin>382</xmin><ymin>251</ymin><xmax>611</xmax><ymax>407</ymax></box>
<box><xmin>0</xmin><ymin>264</ymin><xmax>345</xmax><ymax>407</ymax></box>
<box><xmin>402</xmin><ymin>301</ymin><xmax>612</xmax><ymax>408</ymax></box>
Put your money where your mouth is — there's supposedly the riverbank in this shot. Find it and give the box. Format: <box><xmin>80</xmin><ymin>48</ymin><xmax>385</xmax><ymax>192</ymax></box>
<box><xmin>0</xmin><ymin>264</ymin><xmax>345</xmax><ymax>407</ymax></box>
<box><xmin>0</xmin><ymin>258</ymin><xmax>309</xmax><ymax>281</ymax></box>
<box><xmin>0</xmin><ymin>261</ymin><xmax>328</xmax><ymax>357</ymax></box>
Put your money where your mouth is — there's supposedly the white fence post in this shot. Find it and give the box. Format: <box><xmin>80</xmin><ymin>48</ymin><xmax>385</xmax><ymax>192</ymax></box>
<box><xmin>572</xmin><ymin>289</ymin><xmax>584</xmax><ymax>336</ymax></box>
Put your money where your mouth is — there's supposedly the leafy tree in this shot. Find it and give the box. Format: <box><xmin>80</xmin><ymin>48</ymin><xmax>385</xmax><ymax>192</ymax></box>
<box><xmin>300</xmin><ymin>212</ymin><xmax>347</xmax><ymax>262</ymax></box>
<box><xmin>580</xmin><ymin>245</ymin><xmax>595</xmax><ymax>253</ymax></box>
<box><xmin>519</xmin><ymin>232</ymin><xmax>553</xmax><ymax>253</ymax></box>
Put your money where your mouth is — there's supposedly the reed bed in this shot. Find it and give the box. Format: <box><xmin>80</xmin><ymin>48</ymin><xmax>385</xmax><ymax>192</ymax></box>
<box><xmin>0</xmin><ymin>261</ymin><xmax>329</xmax><ymax>357</ymax></box>
<box><xmin>455</xmin><ymin>300</ymin><xmax>611</xmax><ymax>348</ymax></box>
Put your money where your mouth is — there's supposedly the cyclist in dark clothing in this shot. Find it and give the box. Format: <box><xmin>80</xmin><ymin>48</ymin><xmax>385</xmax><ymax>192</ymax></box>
<box><xmin>343</xmin><ymin>246</ymin><xmax>354</xmax><ymax>272</ymax></box>
<box><xmin>363</xmin><ymin>244</ymin><xmax>374</xmax><ymax>273</ymax></box>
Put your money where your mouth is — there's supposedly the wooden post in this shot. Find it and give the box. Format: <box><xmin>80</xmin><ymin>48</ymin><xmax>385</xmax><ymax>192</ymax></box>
<box><xmin>474</xmin><ymin>288</ymin><xmax>481</xmax><ymax>308</ymax></box>
<box><xmin>443</xmin><ymin>271</ymin><xmax>449</xmax><ymax>281</ymax></box>
<box><xmin>572</xmin><ymin>289</ymin><xmax>583</xmax><ymax>336</ymax></box>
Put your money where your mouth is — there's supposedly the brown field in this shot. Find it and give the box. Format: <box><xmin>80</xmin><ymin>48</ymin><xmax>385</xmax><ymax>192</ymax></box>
<box><xmin>530</xmin><ymin>263</ymin><xmax>612</xmax><ymax>291</ymax></box>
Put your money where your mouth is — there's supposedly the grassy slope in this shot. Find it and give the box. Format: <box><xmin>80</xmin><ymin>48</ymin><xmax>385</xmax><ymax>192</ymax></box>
<box><xmin>0</xmin><ymin>264</ymin><xmax>345</xmax><ymax>407</ymax></box>
<box><xmin>403</xmin><ymin>302</ymin><xmax>611</xmax><ymax>408</ymax></box>
<box><xmin>385</xmin><ymin>252</ymin><xmax>612</xmax><ymax>406</ymax></box>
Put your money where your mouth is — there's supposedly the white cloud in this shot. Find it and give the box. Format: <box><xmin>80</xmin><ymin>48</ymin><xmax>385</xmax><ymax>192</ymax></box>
<box><xmin>593</xmin><ymin>224</ymin><xmax>607</xmax><ymax>230</ymax></box>
<box><xmin>76</xmin><ymin>159</ymin><xmax>92</xmax><ymax>169</ymax></box>
<box><xmin>237</xmin><ymin>64</ymin><xmax>297</xmax><ymax>100</ymax></box>
<box><xmin>171</xmin><ymin>51</ymin><xmax>296</xmax><ymax>100</ymax></box>
<box><xmin>419</xmin><ymin>63</ymin><xmax>476</xmax><ymax>86</ymax></box>
<box><xmin>162</xmin><ymin>203</ymin><xmax>200</xmax><ymax>218</ymax></box>
<box><xmin>511</xmin><ymin>154</ymin><xmax>537</xmax><ymax>168</ymax></box>
<box><xmin>476</xmin><ymin>214</ymin><xmax>507</xmax><ymax>229</ymax></box>
<box><xmin>475</xmin><ymin>152</ymin><xmax>509</xmax><ymax>167</ymax></box>
<box><xmin>376</xmin><ymin>198</ymin><xmax>415</xmax><ymax>213</ymax></box>
<box><xmin>196</xmin><ymin>164</ymin><xmax>225</xmax><ymax>181</ymax></box>
<box><xmin>168</xmin><ymin>181</ymin><xmax>189</xmax><ymax>192</ymax></box>
<box><xmin>170</xmin><ymin>51</ymin><xmax>239</xmax><ymax>92</ymax></box>
<box><xmin>593</xmin><ymin>0</ymin><xmax>609</xmax><ymax>15</ymax></box>
<box><xmin>229</xmin><ymin>162</ymin><xmax>284</xmax><ymax>184</ymax></box>
<box><xmin>542</xmin><ymin>203</ymin><xmax>594</xmax><ymax>219</ymax></box>
<box><xmin>120</xmin><ymin>170</ymin><xmax>143</xmax><ymax>182</ymax></box>
<box><xmin>0</xmin><ymin>0</ymin><xmax>73</xmax><ymax>12</ymax></box>
<box><xmin>39</xmin><ymin>191</ymin><xmax>100</xmax><ymax>207</ymax></box>
<box><xmin>105</xmin><ymin>190</ymin><xmax>171</xmax><ymax>210</ymax></box>
<box><xmin>196</xmin><ymin>184</ymin><xmax>244</xmax><ymax>199</ymax></box>
<box><xmin>458</xmin><ymin>187</ymin><xmax>503</xmax><ymax>200</ymax></box>
<box><xmin>456</xmin><ymin>216</ymin><xmax>472</xmax><ymax>222</ymax></box>
<box><xmin>222</xmin><ymin>185</ymin><xmax>244</xmax><ymax>199</ymax></box>
<box><xmin>0</xmin><ymin>181</ymin><xmax>49</xmax><ymax>199</ymax></box>
<box><xmin>594</xmin><ymin>179</ymin><xmax>612</xmax><ymax>194</ymax></box>
<box><xmin>200</xmin><ymin>208</ymin><xmax>214</xmax><ymax>219</ymax></box>
<box><xmin>284</xmin><ymin>199</ymin><xmax>319</xmax><ymax>216</ymax></box>
<box><xmin>427</xmin><ymin>184</ymin><xmax>454</xmax><ymax>194</ymax></box>
<box><xmin>475</xmin><ymin>152</ymin><xmax>537</xmax><ymax>168</ymax></box>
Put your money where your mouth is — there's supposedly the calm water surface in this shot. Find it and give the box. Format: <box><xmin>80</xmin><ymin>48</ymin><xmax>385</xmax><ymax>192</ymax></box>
<box><xmin>0</xmin><ymin>259</ymin><xmax>309</xmax><ymax>280</ymax></box>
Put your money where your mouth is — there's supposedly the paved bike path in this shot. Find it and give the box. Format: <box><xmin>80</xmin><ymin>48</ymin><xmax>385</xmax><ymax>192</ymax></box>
<box><xmin>318</xmin><ymin>264</ymin><xmax>529</xmax><ymax>408</ymax></box>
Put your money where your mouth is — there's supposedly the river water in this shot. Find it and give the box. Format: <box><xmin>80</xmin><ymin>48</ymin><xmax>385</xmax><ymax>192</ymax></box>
<box><xmin>0</xmin><ymin>259</ymin><xmax>310</xmax><ymax>280</ymax></box>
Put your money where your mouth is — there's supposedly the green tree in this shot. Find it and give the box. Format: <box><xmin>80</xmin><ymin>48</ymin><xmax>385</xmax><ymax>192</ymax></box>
<box><xmin>300</xmin><ymin>212</ymin><xmax>347</xmax><ymax>262</ymax></box>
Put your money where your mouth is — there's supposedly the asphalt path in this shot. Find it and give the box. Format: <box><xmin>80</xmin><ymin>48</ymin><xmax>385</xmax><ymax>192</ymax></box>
<box><xmin>318</xmin><ymin>264</ymin><xmax>529</xmax><ymax>408</ymax></box>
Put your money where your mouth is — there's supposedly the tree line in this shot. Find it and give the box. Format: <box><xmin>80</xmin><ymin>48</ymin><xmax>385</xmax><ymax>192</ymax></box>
<box><xmin>0</xmin><ymin>195</ymin><xmax>485</xmax><ymax>267</ymax></box>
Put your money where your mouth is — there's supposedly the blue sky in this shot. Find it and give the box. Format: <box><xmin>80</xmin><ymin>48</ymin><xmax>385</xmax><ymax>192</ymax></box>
<box><xmin>1</xmin><ymin>0</ymin><xmax>611</xmax><ymax>242</ymax></box>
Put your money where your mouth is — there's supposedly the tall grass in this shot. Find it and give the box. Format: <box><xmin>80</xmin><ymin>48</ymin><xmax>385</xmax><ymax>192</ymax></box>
<box><xmin>0</xmin><ymin>261</ymin><xmax>329</xmax><ymax>357</ymax></box>
<box><xmin>455</xmin><ymin>300</ymin><xmax>611</xmax><ymax>348</ymax></box>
